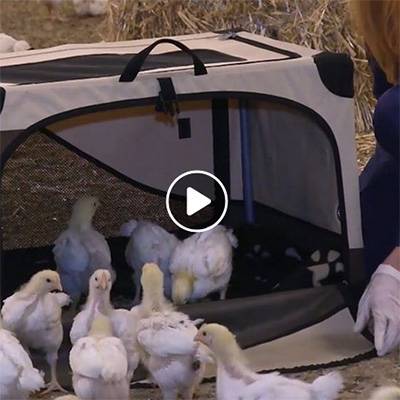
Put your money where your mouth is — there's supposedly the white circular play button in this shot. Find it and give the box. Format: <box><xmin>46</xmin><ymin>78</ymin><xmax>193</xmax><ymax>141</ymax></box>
<box><xmin>166</xmin><ymin>170</ymin><xmax>228</xmax><ymax>232</ymax></box>
<box><xmin>186</xmin><ymin>187</ymin><xmax>212</xmax><ymax>216</ymax></box>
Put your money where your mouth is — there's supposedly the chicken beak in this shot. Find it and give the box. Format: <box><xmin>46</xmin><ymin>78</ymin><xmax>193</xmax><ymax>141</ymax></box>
<box><xmin>194</xmin><ymin>332</ymin><xmax>204</xmax><ymax>344</ymax></box>
<box><xmin>99</xmin><ymin>274</ymin><xmax>108</xmax><ymax>290</ymax></box>
<box><xmin>56</xmin><ymin>281</ymin><xmax>63</xmax><ymax>291</ymax></box>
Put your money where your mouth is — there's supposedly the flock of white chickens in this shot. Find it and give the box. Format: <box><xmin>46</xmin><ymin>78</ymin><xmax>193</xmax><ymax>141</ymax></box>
<box><xmin>1</xmin><ymin>196</ymin><xmax>399</xmax><ymax>400</ymax></box>
<box><xmin>0</xmin><ymin>195</ymin><xmax>348</xmax><ymax>400</ymax></box>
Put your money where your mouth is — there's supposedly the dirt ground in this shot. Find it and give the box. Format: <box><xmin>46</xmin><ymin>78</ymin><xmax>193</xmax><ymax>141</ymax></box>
<box><xmin>1</xmin><ymin>1</ymin><xmax>398</xmax><ymax>399</ymax></box>
<box><xmin>32</xmin><ymin>352</ymin><xmax>398</xmax><ymax>400</ymax></box>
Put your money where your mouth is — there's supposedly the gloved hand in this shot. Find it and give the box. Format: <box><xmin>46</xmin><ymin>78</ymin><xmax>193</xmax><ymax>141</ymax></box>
<box><xmin>355</xmin><ymin>264</ymin><xmax>400</xmax><ymax>356</ymax></box>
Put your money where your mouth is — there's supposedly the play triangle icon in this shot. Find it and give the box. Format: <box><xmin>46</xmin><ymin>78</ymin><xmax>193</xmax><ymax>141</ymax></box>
<box><xmin>186</xmin><ymin>187</ymin><xmax>212</xmax><ymax>216</ymax></box>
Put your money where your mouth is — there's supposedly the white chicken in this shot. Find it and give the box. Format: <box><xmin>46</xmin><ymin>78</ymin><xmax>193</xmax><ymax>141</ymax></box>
<box><xmin>0</xmin><ymin>317</ymin><xmax>45</xmax><ymax>399</ymax></box>
<box><xmin>54</xmin><ymin>396</ymin><xmax>80</xmax><ymax>400</ymax></box>
<box><xmin>136</xmin><ymin>311</ymin><xmax>211</xmax><ymax>400</ymax></box>
<box><xmin>195</xmin><ymin>324</ymin><xmax>343</xmax><ymax>400</ymax></box>
<box><xmin>169</xmin><ymin>225</ymin><xmax>238</xmax><ymax>305</ymax></box>
<box><xmin>53</xmin><ymin>196</ymin><xmax>114</xmax><ymax>315</ymax></box>
<box><xmin>121</xmin><ymin>219</ymin><xmax>180</xmax><ymax>304</ymax></box>
<box><xmin>72</xmin><ymin>0</ymin><xmax>108</xmax><ymax>17</ymax></box>
<box><xmin>70</xmin><ymin>313</ymin><xmax>130</xmax><ymax>400</ymax></box>
<box><xmin>70</xmin><ymin>269</ymin><xmax>139</xmax><ymax>380</ymax></box>
<box><xmin>130</xmin><ymin>262</ymin><xmax>175</xmax><ymax>321</ymax></box>
<box><xmin>130</xmin><ymin>263</ymin><xmax>175</xmax><ymax>377</ymax></box>
<box><xmin>0</xmin><ymin>33</ymin><xmax>30</xmax><ymax>53</ymax></box>
<box><xmin>1</xmin><ymin>270</ymin><xmax>70</xmax><ymax>394</ymax></box>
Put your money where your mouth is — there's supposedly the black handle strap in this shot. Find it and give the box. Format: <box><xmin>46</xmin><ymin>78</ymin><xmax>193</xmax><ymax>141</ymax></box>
<box><xmin>119</xmin><ymin>38</ymin><xmax>208</xmax><ymax>82</ymax></box>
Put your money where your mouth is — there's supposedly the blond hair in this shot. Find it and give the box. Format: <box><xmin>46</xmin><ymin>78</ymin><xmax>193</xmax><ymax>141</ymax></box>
<box><xmin>350</xmin><ymin>0</ymin><xmax>400</xmax><ymax>84</ymax></box>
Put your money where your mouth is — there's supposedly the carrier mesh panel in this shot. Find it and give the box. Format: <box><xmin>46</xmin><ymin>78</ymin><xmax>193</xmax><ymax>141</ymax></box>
<box><xmin>1</xmin><ymin>133</ymin><xmax>212</xmax><ymax>250</ymax></box>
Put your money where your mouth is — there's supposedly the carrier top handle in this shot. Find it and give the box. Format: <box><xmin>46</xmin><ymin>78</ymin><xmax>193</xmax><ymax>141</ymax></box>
<box><xmin>119</xmin><ymin>38</ymin><xmax>208</xmax><ymax>82</ymax></box>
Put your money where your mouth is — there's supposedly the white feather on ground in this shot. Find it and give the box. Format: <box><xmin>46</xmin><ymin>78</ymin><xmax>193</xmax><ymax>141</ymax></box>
<box><xmin>70</xmin><ymin>269</ymin><xmax>139</xmax><ymax>380</ymax></box>
<box><xmin>70</xmin><ymin>314</ymin><xmax>129</xmax><ymax>400</ymax></box>
<box><xmin>195</xmin><ymin>324</ymin><xmax>343</xmax><ymax>400</ymax></box>
<box><xmin>1</xmin><ymin>270</ymin><xmax>69</xmax><ymax>394</ymax></box>
<box><xmin>0</xmin><ymin>317</ymin><xmax>45</xmax><ymax>399</ymax></box>
<box><xmin>169</xmin><ymin>225</ymin><xmax>238</xmax><ymax>305</ymax></box>
<box><xmin>53</xmin><ymin>196</ymin><xmax>114</xmax><ymax>312</ymax></box>
<box><xmin>0</xmin><ymin>33</ymin><xmax>30</xmax><ymax>53</ymax></box>
<box><xmin>72</xmin><ymin>0</ymin><xmax>108</xmax><ymax>16</ymax></box>
<box><xmin>120</xmin><ymin>219</ymin><xmax>179</xmax><ymax>303</ymax></box>
<box><xmin>136</xmin><ymin>311</ymin><xmax>210</xmax><ymax>400</ymax></box>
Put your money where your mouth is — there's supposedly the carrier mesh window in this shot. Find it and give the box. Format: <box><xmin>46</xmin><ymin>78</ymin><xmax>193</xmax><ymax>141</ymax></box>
<box><xmin>1</xmin><ymin>101</ymin><xmax>217</xmax><ymax>250</ymax></box>
<box><xmin>250</xmin><ymin>100</ymin><xmax>341</xmax><ymax>234</ymax></box>
<box><xmin>2</xmin><ymin>133</ymin><xmax>181</xmax><ymax>250</ymax></box>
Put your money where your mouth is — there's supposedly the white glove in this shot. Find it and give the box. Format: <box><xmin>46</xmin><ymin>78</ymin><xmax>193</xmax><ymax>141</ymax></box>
<box><xmin>354</xmin><ymin>264</ymin><xmax>400</xmax><ymax>356</ymax></box>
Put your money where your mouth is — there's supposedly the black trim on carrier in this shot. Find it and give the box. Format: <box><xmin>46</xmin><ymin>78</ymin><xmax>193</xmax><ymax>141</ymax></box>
<box><xmin>0</xmin><ymin>50</ymin><xmax>242</xmax><ymax>85</ymax></box>
<box><xmin>212</xmin><ymin>98</ymin><xmax>231</xmax><ymax>203</ymax></box>
<box><xmin>212</xmin><ymin>30</ymin><xmax>301</xmax><ymax>60</ymax></box>
<box><xmin>230</xmin><ymin>34</ymin><xmax>302</xmax><ymax>60</ymax></box>
<box><xmin>0</xmin><ymin>87</ymin><xmax>5</xmax><ymax>113</ymax></box>
<box><xmin>0</xmin><ymin>91</ymin><xmax>351</xmax><ymax>283</ymax></box>
<box><xmin>313</xmin><ymin>52</ymin><xmax>354</xmax><ymax>98</ymax></box>
<box><xmin>38</xmin><ymin>127</ymin><xmax>186</xmax><ymax>202</ymax></box>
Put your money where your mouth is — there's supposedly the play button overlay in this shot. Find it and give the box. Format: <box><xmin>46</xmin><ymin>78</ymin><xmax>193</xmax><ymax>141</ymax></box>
<box><xmin>186</xmin><ymin>187</ymin><xmax>212</xmax><ymax>216</ymax></box>
<box><xmin>166</xmin><ymin>170</ymin><xmax>228</xmax><ymax>232</ymax></box>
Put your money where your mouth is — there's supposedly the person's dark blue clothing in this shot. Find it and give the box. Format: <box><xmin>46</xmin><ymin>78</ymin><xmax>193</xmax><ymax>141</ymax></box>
<box><xmin>368</xmin><ymin>56</ymin><xmax>393</xmax><ymax>99</ymax></box>
<box><xmin>360</xmin><ymin>58</ymin><xmax>399</xmax><ymax>277</ymax></box>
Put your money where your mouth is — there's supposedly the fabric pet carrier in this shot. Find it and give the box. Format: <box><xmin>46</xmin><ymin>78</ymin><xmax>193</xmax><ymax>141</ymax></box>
<box><xmin>0</xmin><ymin>31</ymin><xmax>373</xmax><ymax>382</ymax></box>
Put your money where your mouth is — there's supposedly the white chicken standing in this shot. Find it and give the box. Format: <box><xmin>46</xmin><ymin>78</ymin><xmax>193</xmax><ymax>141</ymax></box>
<box><xmin>136</xmin><ymin>311</ymin><xmax>211</xmax><ymax>400</ymax></box>
<box><xmin>169</xmin><ymin>225</ymin><xmax>238</xmax><ymax>305</ymax></box>
<box><xmin>121</xmin><ymin>219</ymin><xmax>180</xmax><ymax>304</ymax></box>
<box><xmin>129</xmin><ymin>263</ymin><xmax>176</xmax><ymax>391</ymax></box>
<box><xmin>130</xmin><ymin>262</ymin><xmax>175</xmax><ymax>322</ymax></box>
<box><xmin>120</xmin><ymin>219</ymin><xmax>179</xmax><ymax>304</ymax></box>
<box><xmin>1</xmin><ymin>270</ymin><xmax>70</xmax><ymax>394</ymax></box>
<box><xmin>195</xmin><ymin>324</ymin><xmax>343</xmax><ymax>400</ymax></box>
<box><xmin>70</xmin><ymin>313</ymin><xmax>130</xmax><ymax>400</ymax></box>
<box><xmin>0</xmin><ymin>317</ymin><xmax>45</xmax><ymax>399</ymax></box>
<box><xmin>53</xmin><ymin>196</ymin><xmax>114</xmax><ymax>315</ymax></box>
<box><xmin>0</xmin><ymin>33</ymin><xmax>30</xmax><ymax>53</ymax></box>
<box><xmin>70</xmin><ymin>269</ymin><xmax>139</xmax><ymax>380</ymax></box>
<box><xmin>72</xmin><ymin>0</ymin><xmax>108</xmax><ymax>16</ymax></box>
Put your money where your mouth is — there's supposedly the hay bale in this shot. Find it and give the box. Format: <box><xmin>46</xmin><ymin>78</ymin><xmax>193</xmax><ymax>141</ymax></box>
<box><xmin>106</xmin><ymin>0</ymin><xmax>374</xmax><ymax>133</ymax></box>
